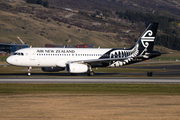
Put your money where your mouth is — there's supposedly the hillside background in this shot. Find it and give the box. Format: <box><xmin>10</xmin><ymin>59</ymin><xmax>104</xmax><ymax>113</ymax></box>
<box><xmin>0</xmin><ymin>0</ymin><xmax>180</xmax><ymax>55</ymax></box>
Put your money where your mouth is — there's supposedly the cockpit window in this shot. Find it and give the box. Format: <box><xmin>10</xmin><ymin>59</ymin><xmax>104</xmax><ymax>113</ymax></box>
<box><xmin>13</xmin><ymin>52</ymin><xmax>24</xmax><ymax>56</ymax></box>
<box><xmin>13</xmin><ymin>53</ymin><xmax>17</xmax><ymax>55</ymax></box>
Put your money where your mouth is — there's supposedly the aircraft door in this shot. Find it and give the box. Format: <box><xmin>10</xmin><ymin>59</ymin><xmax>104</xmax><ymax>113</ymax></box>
<box><xmin>30</xmin><ymin>49</ymin><xmax>35</xmax><ymax>60</ymax></box>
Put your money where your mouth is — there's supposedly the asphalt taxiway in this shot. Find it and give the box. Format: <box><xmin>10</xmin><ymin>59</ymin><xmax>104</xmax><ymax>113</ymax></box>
<box><xmin>0</xmin><ymin>78</ymin><xmax>180</xmax><ymax>83</ymax></box>
<box><xmin>1</xmin><ymin>62</ymin><xmax>180</xmax><ymax>84</ymax></box>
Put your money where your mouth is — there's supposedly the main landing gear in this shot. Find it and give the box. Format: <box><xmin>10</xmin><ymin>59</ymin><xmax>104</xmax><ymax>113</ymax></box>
<box><xmin>87</xmin><ymin>65</ymin><xmax>94</xmax><ymax>76</ymax></box>
<box><xmin>87</xmin><ymin>71</ymin><xmax>94</xmax><ymax>76</ymax></box>
<box><xmin>27</xmin><ymin>67</ymin><xmax>32</xmax><ymax>76</ymax></box>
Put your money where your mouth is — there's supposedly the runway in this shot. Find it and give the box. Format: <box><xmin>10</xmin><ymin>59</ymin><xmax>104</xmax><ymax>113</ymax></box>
<box><xmin>0</xmin><ymin>78</ymin><xmax>180</xmax><ymax>83</ymax></box>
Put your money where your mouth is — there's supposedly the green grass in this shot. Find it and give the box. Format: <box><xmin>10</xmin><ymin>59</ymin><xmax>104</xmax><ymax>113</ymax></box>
<box><xmin>0</xmin><ymin>56</ymin><xmax>8</xmax><ymax>62</ymax></box>
<box><xmin>152</xmin><ymin>56</ymin><xmax>180</xmax><ymax>61</ymax></box>
<box><xmin>0</xmin><ymin>83</ymin><xmax>180</xmax><ymax>95</ymax></box>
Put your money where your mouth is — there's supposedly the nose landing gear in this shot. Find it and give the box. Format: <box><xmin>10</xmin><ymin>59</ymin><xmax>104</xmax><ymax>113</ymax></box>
<box><xmin>27</xmin><ymin>67</ymin><xmax>32</xmax><ymax>76</ymax></box>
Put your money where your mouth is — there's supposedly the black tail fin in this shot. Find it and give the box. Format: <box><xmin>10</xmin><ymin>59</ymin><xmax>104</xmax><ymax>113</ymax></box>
<box><xmin>133</xmin><ymin>23</ymin><xmax>158</xmax><ymax>55</ymax></box>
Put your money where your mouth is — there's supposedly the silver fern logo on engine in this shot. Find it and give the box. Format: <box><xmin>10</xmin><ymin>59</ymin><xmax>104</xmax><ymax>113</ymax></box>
<box><xmin>141</xmin><ymin>30</ymin><xmax>155</xmax><ymax>48</ymax></box>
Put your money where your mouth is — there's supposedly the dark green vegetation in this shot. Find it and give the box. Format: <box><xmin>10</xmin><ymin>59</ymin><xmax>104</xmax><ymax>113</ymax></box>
<box><xmin>0</xmin><ymin>83</ymin><xmax>180</xmax><ymax>95</ymax></box>
<box><xmin>156</xmin><ymin>35</ymin><xmax>180</xmax><ymax>50</ymax></box>
<box><xmin>26</xmin><ymin>0</ymin><xmax>49</xmax><ymax>8</ymax></box>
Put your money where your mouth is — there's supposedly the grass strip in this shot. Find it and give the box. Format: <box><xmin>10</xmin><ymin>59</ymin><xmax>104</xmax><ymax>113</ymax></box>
<box><xmin>0</xmin><ymin>83</ymin><xmax>180</xmax><ymax>95</ymax></box>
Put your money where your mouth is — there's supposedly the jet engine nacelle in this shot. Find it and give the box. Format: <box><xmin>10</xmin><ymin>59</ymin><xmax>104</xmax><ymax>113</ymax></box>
<box><xmin>41</xmin><ymin>67</ymin><xmax>65</xmax><ymax>72</ymax></box>
<box><xmin>66</xmin><ymin>63</ymin><xmax>88</xmax><ymax>73</ymax></box>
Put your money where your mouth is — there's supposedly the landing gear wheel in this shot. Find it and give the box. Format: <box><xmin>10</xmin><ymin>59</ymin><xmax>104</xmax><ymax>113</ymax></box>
<box><xmin>27</xmin><ymin>72</ymin><xmax>31</xmax><ymax>76</ymax></box>
<box><xmin>87</xmin><ymin>71</ymin><xmax>94</xmax><ymax>76</ymax></box>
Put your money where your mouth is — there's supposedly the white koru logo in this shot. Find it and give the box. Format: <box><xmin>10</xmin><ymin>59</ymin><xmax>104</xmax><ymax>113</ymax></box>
<box><xmin>141</xmin><ymin>30</ymin><xmax>155</xmax><ymax>48</ymax></box>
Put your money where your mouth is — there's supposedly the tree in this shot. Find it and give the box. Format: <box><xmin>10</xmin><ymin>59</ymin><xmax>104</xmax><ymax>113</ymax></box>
<box><xmin>36</xmin><ymin>0</ymin><xmax>43</xmax><ymax>5</ymax></box>
<box><xmin>27</xmin><ymin>0</ymin><xmax>36</xmax><ymax>3</ymax></box>
<box><xmin>43</xmin><ymin>1</ymin><xmax>49</xmax><ymax>8</ymax></box>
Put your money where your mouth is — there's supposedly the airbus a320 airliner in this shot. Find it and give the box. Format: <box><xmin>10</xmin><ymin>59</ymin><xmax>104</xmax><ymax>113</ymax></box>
<box><xmin>6</xmin><ymin>23</ymin><xmax>161</xmax><ymax>76</ymax></box>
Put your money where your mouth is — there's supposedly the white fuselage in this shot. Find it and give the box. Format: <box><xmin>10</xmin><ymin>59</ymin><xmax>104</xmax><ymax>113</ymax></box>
<box><xmin>6</xmin><ymin>47</ymin><xmax>138</xmax><ymax>68</ymax></box>
<box><xmin>6</xmin><ymin>47</ymin><xmax>111</xmax><ymax>67</ymax></box>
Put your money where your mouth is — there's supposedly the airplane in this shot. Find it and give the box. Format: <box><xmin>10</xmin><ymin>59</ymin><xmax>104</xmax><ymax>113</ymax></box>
<box><xmin>6</xmin><ymin>22</ymin><xmax>161</xmax><ymax>76</ymax></box>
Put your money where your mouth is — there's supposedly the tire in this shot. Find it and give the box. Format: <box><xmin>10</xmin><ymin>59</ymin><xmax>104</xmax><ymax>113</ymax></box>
<box><xmin>87</xmin><ymin>71</ymin><xmax>94</xmax><ymax>76</ymax></box>
<box><xmin>27</xmin><ymin>72</ymin><xmax>31</xmax><ymax>76</ymax></box>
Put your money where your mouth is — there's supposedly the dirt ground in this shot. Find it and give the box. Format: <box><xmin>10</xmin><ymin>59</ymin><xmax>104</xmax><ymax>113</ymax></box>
<box><xmin>0</xmin><ymin>94</ymin><xmax>180</xmax><ymax>120</ymax></box>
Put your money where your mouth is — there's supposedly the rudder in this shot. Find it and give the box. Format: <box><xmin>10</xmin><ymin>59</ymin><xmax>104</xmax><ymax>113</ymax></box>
<box><xmin>134</xmin><ymin>23</ymin><xmax>158</xmax><ymax>55</ymax></box>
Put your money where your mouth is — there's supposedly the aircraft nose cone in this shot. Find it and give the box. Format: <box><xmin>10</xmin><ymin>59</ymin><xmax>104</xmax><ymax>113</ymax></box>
<box><xmin>6</xmin><ymin>56</ymin><xmax>13</xmax><ymax>65</ymax></box>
